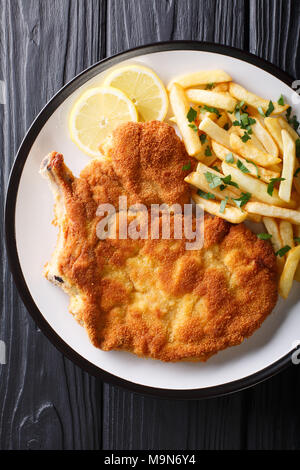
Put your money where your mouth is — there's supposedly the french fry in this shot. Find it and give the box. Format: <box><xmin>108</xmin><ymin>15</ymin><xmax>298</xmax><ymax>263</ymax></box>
<box><xmin>248</xmin><ymin>106</ymin><xmax>265</xmax><ymax>123</ymax></box>
<box><xmin>230</xmin><ymin>133</ymin><xmax>281</xmax><ymax>168</ymax></box>
<box><xmin>194</xmin><ymin>152</ymin><xmax>216</xmax><ymax>166</ymax></box>
<box><xmin>198</xmin><ymin>111</ymin><xmax>218</xmax><ymax>122</ymax></box>
<box><xmin>269</xmin><ymin>163</ymin><xmax>282</xmax><ymax>173</ymax></box>
<box><xmin>263</xmin><ymin>217</ymin><xmax>283</xmax><ymax>252</ymax></box>
<box><xmin>170</xmin><ymin>112</ymin><xmax>218</xmax><ymax>124</ymax></box>
<box><xmin>198</xmin><ymin>117</ymin><xmax>231</xmax><ymax>149</ymax></box>
<box><xmin>294</xmin><ymin>223</ymin><xmax>300</xmax><ymax>239</ymax></box>
<box><xmin>279</xmin><ymin>245</ymin><xmax>300</xmax><ymax>298</ymax></box>
<box><xmin>247</xmin><ymin>213</ymin><xmax>262</xmax><ymax>223</ymax></box>
<box><xmin>196</xmin><ymin>161</ymin><xmax>240</xmax><ymax>191</ymax></box>
<box><xmin>194</xmin><ymin>155</ymin><xmax>217</xmax><ymax>166</ymax></box>
<box><xmin>185</xmin><ymin>89</ymin><xmax>237</xmax><ymax>112</ymax></box>
<box><xmin>294</xmin><ymin>161</ymin><xmax>300</xmax><ymax>195</ymax></box>
<box><xmin>169</xmin><ymin>84</ymin><xmax>202</xmax><ymax>156</ymax></box>
<box><xmin>209</xmin><ymin>159</ymin><xmax>223</xmax><ymax>172</ymax></box>
<box><xmin>185</xmin><ymin>171</ymin><xmax>239</xmax><ymax>201</ymax></box>
<box><xmin>193</xmin><ymin>136</ymin><xmax>216</xmax><ymax>165</ymax></box>
<box><xmin>251</xmin><ymin>118</ymin><xmax>279</xmax><ymax>158</ymax></box>
<box><xmin>245</xmin><ymin>202</ymin><xmax>300</xmax><ymax>224</ymax></box>
<box><xmin>192</xmin><ymin>192</ymin><xmax>247</xmax><ymax>224</ymax></box>
<box><xmin>228</xmin><ymin>126</ymin><xmax>238</xmax><ymax>135</ymax></box>
<box><xmin>278</xmin><ymin>130</ymin><xmax>296</xmax><ymax>203</ymax></box>
<box><xmin>167</xmin><ymin>70</ymin><xmax>232</xmax><ymax>91</ymax></box>
<box><xmin>293</xmin><ymin>225</ymin><xmax>300</xmax><ymax>282</ymax></box>
<box><xmin>233</xmin><ymin>127</ymin><xmax>265</xmax><ymax>151</ymax></box>
<box><xmin>278</xmin><ymin>116</ymin><xmax>300</xmax><ymax>142</ymax></box>
<box><xmin>294</xmin><ymin>225</ymin><xmax>300</xmax><ymax>281</ymax></box>
<box><xmin>226</xmin><ymin>112</ymin><xmax>266</xmax><ymax>151</ymax></box>
<box><xmin>196</xmin><ymin>161</ymin><xmax>240</xmax><ymax>196</ymax></box>
<box><xmin>282</xmin><ymin>106</ymin><xmax>300</xmax><ymax>195</ymax></box>
<box><xmin>263</xmin><ymin>216</ymin><xmax>285</xmax><ymax>272</ymax></box>
<box><xmin>264</xmin><ymin>117</ymin><xmax>284</xmax><ymax>154</ymax></box>
<box><xmin>229</xmin><ymin>82</ymin><xmax>289</xmax><ymax>115</ymax></box>
<box><xmin>213</xmin><ymin>83</ymin><xmax>229</xmax><ymax>93</ymax></box>
<box><xmin>221</xmin><ymin>161</ymin><xmax>285</xmax><ymax>206</ymax></box>
<box><xmin>211</xmin><ymin>140</ymin><xmax>280</xmax><ymax>183</ymax></box>
<box><xmin>216</xmin><ymin>111</ymin><xmax>229</xmax><ymax>128</ymax></box>
<box><xmin>279</xmin><ymin>221</ymin><xmax>295</xmax><ymax>248</ymax></box>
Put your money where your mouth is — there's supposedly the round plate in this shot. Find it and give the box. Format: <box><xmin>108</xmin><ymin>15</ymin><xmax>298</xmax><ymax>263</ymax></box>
<box><xmin>5</xmin><ymin>42</ymin><xmax>300</xmax><ymax>399</ymax></box>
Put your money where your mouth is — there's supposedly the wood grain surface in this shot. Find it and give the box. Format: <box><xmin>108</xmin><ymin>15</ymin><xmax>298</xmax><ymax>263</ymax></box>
<box><xmin>0</xmin><ymin>0</ymin><xmax>299</xmax><ymax>450</ymax></box>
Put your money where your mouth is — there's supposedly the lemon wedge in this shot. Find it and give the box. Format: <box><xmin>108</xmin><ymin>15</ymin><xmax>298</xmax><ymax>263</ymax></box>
<box><xmin>103</xmin><ymin>64</ymin><xmax>169</xmax><ymax>121</ymax></box>
<box><xmin>69</xmin><ymin>86</ymin><xmax>138</xmax><ymax>157</ymax></box>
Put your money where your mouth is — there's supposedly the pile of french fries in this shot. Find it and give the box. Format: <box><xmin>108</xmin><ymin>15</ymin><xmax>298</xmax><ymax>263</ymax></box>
<box><xmin>168</xmin><ymin>70</ymin><xmax>300</xmax><ymax>299</ymax></box>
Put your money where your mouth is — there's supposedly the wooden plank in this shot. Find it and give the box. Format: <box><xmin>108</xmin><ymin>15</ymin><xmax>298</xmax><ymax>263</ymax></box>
<box><xmin>245</xmin><ymin>0</ymin><xmax>300</xmax><ymax>450</ymax></box>
<box><xmin>0</xmin><ymin>0</ymin><xmax>105</xmax><ymax>449</ymax></box>
<box><xmin>249</xmin><ymin>0</ymin><xmax>300</xmax><ymax>78</ymax></box>
<box><xmin>107</xmin><ymin>0</ymin><xmax>246</xmax><ymax>54</ymax></box>
<box><xmin>103</xmin><ymin>387</ymin><xmax>244</xmax><ymax>450</ymax></box>
<box><xmin>245</xmin><ymin>366</ymin><xmax>300</xmax><ymax>449</ymax></box>
<box><xmin>104</xmin><ymin>0</ymin><xmax>247</xmax><ymax>451</ymax></box>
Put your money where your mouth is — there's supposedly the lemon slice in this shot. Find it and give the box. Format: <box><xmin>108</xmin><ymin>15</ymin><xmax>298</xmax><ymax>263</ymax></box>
<box><xmin>103</xmin><ymin>64</ymin><xmax>169</xmax><ymax>121</ymax></box>
<box><xmin>69</xmin><ymin>86</ymin><xmax>138</xmax><ymax>157</ymax></box>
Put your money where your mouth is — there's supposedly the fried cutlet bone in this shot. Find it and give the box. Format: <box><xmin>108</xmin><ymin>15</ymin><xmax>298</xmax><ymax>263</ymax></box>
<box><xmin>40</xmin><ymin>122</ymin><xmax>278</xmax><ymax>362</ymax></box>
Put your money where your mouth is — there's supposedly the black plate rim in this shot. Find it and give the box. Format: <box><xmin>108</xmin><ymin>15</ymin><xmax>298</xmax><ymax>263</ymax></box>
<box><xmin>5</xmin><ymin>40</ymin><xmax>296</xmax><ymax>400</ymax></box>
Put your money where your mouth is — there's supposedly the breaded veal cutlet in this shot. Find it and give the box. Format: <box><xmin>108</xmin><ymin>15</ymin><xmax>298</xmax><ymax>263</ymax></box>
<box><xmin>40</xmin><ymin>121</ymin><xmax>278</xmax><ymax>362</ymax></box>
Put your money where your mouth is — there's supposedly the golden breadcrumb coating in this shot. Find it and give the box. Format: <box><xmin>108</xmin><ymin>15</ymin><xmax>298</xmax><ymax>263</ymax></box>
<box><xmin>41</xmin><ymin>121</ymin><xmax>278</xmax><ymax>362</ymax></box>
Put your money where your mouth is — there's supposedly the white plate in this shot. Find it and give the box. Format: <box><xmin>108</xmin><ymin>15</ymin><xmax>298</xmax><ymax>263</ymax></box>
<box><xmin>6</xmin><ymin>42</ymin><xmax>300</xmax><ymax>399</ymax></box>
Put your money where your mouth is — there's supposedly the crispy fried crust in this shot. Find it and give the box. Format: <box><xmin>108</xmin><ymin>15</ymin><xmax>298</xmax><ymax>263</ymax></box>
<box><xmin>81</xmin><ymin>121</ymin><xmax>193</xmax><ymax>207</ymax></box>
<box><xmin>41</xmin><ymin>121</ymin><xmax>278</xmax><ymax>362</ymax></box>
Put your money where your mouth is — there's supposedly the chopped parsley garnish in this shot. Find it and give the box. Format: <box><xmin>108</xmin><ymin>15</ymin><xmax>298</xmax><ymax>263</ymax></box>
<box><xmin>205</xmin><ymin>172</ymin><xmax>239</xmax><ymax>190</ymax></box>
<box><xmin>222</xmin><ymin>174</ymin><xmax>239</xmax><ymax>188</ymax></box>
<box><xmin>294</xmin><ymin>237</ymin><xmax>300</xmax><ymax>244</ymax></box>
<box><xmin>212</xmin><ymin>165</ymin><xmax>220</xmax><ymax>172</ymax></box>
<box><xmin>202</xmin><ymin>104</ymin><xmax>221</xmax><ymax>118</ymax></box>
<box><xmin>225</xmin><ymin>153</ymin><xmax>235</xmax><ymax>163</ymax></box>
<box><xmin>232</xmin><ymin>192</ymin><xmax>251</xmax><ymax>208</ymax></box>
<box><xmin>258</xmin><ymin>106</ymin><xmax>265</xmax><ymax>117</ymax></box>
<box><xmin>182</xmin><ymin>161</ymin><xmax>191</xmax><ymax>171</ymax></box>
<box><xmin>220</xmin><ymin>197</ymin><xmax>228</xmax><ymax>213</ymax></box>
<box><xmin>197</xmin><ymin>189</ymin><xmax>215</xmax><ymax>199</ymax></box>
<box><xmin>265</xmin><ymin>100</ymin><xmax>275</xmax><ymax>117</ymax></box>
<box><xmin>234</xmin><ymin>100</ymin><xmax>245</xmax><ymax>115</ymax></box>
<box><xmin>278</xmin><ymin>95</ymin><xmax>285</xmax><ymax>106</ymax></box>
<box><xmin>205</xmin><ymin>146</ymin><xmax>212</xmax><ymax>156</ymax></box>
<box><xmin>205</xmin><ymin>82</ymin><xmax>215</xmax><ymax>90</ymax></box>
<box><xmin>267</xmin><ymin>177</ymin><xmax>285</xmax><ymax>196</ymax></box>
<box><xmin>286</xmin><ymin>106</ymin><xmax>300</xmax><ymax>131</ymax></box>
<box><xmin>257</xmin><ymin>233</ymin><xmax>272</xmax><ymax>240</ymax></box>
<box><xmin>275</xmin><ymin>245</ymin><xmax>291</xmax><ymax>257</ymax></box>
<box><xmin>294</xmin><ymin>167</ymin><xmax>300</xmax><ymax>178</ymax></box>
<box><xmin>296</xmin><ymin>139</ymin><xmax>300</xmax><ymax>158</ymax></box>
<box><xmin>187</xmin><ymin>107</ymin><xmax>197</xmax><ymax>123</ymax></box>
<box><xmin>241</xmin><ymin>131</ymin><xmax>251</xmax><ymax>142</ymax></box>
<box><xmin>237</xmin><ymin>159</ymin><xmax>250</xmax><ymax>173</ymax></box>
<box><xmin>188</xmin><ymin>123</ymin><xmax>198</xmax><ymax>132</ymax></box>
<box><xmin>204</xmin><ymin>172</ymin><xmax>222</xmax><ymax>188</ymax></box>
<box><xmin>246</xmin><ymin>159</ymin><xmax>261</xmax><ymax>178</ymax></box>
<box><xmin>289</xmin><ymin>115</ymin><xmax>300</xmax><ymax>131</ymax></box>
<box><xmin>200</xmin><ymin>133</ymin><xmax>207</xmax><ymax>144</ymax></box>
<box><xmin>241</xmin><ymin>113</ymin><xmax>249</xmax><ymax>127</ymax></box>
<box><xmin>233</xmin><ymin>102</ymin><xmax>256</xmax><ymax>142</ymax></box>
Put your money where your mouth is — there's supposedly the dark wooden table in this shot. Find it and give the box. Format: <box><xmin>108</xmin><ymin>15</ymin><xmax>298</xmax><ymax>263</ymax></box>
<box><xmin>1</xmin><ymin>0</ymin><xmax>300</xmax><ymax>450</ymax></box>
